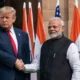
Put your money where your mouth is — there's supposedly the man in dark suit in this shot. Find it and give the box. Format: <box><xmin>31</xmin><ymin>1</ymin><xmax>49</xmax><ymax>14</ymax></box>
<box><xmin>0</xmin><ymin>6</ymin><xmax>30</xmax><ymax>80</ymax></box>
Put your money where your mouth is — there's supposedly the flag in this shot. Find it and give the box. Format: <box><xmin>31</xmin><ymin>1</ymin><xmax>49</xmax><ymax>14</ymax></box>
<box><xmin>22</xmin><ymin>2</ymin><xmax>28</xmax><ymax>33</ymax></box>
<box><xmin>34</xmin><ymin>2</ymin><xmax>46</xmax><ymax>80</ymax></box>
<box><xmin>22</xmin><ymin>2</ymin><xmax>32</xmax><ymax>60</ymax></box>
<box><xmin>27</xmin><ymin>2</ymin><xmax>37</xmax><ymax>80</ymax></box>
<box><xmin>28</xmin><ymin>2</ymin><xmax>35</xmax><ymax>58</ymax></box>
<box><xmin>70</xmin><ymin>0</ymin><xmax>80</xmax><ymax>52</ymax></box>
<box><xmin>34</xmin><ymin>2</ymin><xmax>46</xmax><ymax>58</ymax></box>
<box><xmin>55</xmin><ymin>0</ymin><xmax>61</xmax><ymax>18</ymax></box>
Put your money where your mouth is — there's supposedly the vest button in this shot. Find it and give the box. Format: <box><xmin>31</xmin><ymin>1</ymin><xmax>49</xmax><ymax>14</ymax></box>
<box><xmin>53</xmin><ymin>53</ymin><xmax>56</xmax><ymax>58</ymax></box>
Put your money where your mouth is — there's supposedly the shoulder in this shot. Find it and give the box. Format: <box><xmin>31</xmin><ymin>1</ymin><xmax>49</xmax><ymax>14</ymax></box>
<box><xmin>63</xmin><ymin>36</ymin><xmax>73</xmax><ymax>43</ymax></box>
<box><xmin>61</xmin><ymin>36</ymin><xmax>73</xmax><ymax>47</ymax></box>
<box><xmin>41</xmin><ymin>39</ymin><xmax>52</xmax><ymax>48</ymax></box>
<box><xmin>14</xmin><ymin>27</ymin><xmax>28</xmax><ymax>35</ymax></box>
<box><xmin>68</xmin><ymin>43</ymin><xmax>78</xmax><ymax>51</ymax></box>
<box><xmin>14</xmin><ymin>27</ymin><xmax>25</xmax><ymax>33</ymax></box>
<box><xmin>67</xmin><ymin>42</ymin><xmax>79</xmax><ymax>60</ymax></box>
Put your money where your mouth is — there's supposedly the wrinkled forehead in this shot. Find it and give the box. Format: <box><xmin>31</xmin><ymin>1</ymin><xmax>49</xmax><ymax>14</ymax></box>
<box><xmin>0</xmin><ymin>11</ymin><xmax>14</xmax><ymax>16</ymax></box>
<box><xmin>48</xmin><ymin>19</ymin><xmax>62</xmax><ymax>27</ymax></box>
<box><xmin>0</xmin><ymin>12</ymin><xmax>14</xmax><ymax>17</ymax></box>
<box><xmin>0</xmin><ymin>10</ymin><xmax>12</xmax><ymax>14</ymax></box>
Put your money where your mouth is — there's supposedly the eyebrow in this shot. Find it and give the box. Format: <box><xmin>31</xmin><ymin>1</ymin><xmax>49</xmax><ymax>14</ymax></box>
<box><xmin>48</xmin><ymin>25</ymin><xmax>59</xmax><ymax>28</ymax></box>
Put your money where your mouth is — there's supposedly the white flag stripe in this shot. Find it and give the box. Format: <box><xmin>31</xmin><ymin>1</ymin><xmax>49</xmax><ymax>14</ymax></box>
<box><xmin>75</xmin><ymin>35</ymin><xmax>80</xmax><ymax>52</ymax></box>
<box><xmin>75</xmin><ymin>0</ymin><xmax>78</xmax><ymax>8</ymax></box>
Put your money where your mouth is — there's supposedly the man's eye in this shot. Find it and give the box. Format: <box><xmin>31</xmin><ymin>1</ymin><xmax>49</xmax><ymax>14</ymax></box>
<box><xmin>0</xmin><ymin>17</ymin><xmax>4</xmax><ymax>19</ymax></box>
<box><xmin>48</xmin><ymin>26</ymin><xmax>51</xmax><ymax>28</ymax></box>
<box><xmin>48</xmin><ymin>26</ymin><xmax>58</xmax><ymax>29</ymax></box>
<box><xmin>6</xmin><ymin>17</ymin><xmax>9</xmax><ymax>19</ymax></box>
<box><xmin>0</xmin><ymin>17</ymin><xmax>10</xmax><ymax>19</ymax></box>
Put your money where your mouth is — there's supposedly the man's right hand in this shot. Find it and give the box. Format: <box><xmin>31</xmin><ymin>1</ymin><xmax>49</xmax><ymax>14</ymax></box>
<box><xmin>15</xmin><ymin>59</ymin><xmax>25</xmax><ymax>71</ymax></box>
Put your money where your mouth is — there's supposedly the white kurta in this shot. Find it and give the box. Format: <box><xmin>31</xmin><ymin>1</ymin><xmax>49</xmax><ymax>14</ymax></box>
<box><xmin>25</xmin><ymin>43</ymin><xmax>80</xmax><ymax>80</ymax></box>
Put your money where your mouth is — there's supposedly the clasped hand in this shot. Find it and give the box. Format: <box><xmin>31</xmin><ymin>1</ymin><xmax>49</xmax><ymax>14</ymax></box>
<box><xmin>15</xmin><ymin>59</ymin><xmax>25</xmax><ymax>71</ymax></box>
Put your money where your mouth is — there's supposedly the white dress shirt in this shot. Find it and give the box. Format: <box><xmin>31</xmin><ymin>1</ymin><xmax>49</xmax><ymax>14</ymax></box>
<box><xmin>9</xmin><ymin>26</ymin><xmax>18</xmax><ymax>52</ymax></box>
<box><xmin>25</xmin><ymin>43</ymin><xmax>80</xmax><ymax>80</ymax></box>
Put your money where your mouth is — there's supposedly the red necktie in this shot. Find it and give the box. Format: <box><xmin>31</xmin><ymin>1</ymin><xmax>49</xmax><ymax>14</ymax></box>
<box><xmin>7</xmin><ymin>30</ymin><xmax>18</xmax><ymax>57</ymax></box>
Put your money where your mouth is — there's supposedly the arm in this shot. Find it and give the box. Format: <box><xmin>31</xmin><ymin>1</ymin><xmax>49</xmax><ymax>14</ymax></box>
<box><xmin>24</xmin><ymin>32</ymin><xmax>41</xmax><ymax>73</ymax></box>
<box><xmin>0</xmin><ymin>49</ymin><xmax>26</xmax><ymax>70</ymax></box>
<box><xmin>24</xmin><ymin>52</ymin><xmax>40</xmax><ymax>73</ymax></box>
<box><xmin>0</xmin><ymin>50</ymin><xmax>24</xmax><ymax>70</ymax></box>
<box><xmin>67</xmin><ymin>43</ymin><xmax>80</xmax><ymax>80</ymax></box>
<box><xmin>0</xmin><ymin>50</ymin><xmax>16</xmax><ymax>68</ymax></box>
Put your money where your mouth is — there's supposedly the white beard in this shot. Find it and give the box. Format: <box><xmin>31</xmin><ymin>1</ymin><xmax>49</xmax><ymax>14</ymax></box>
<box><xmin>49</xmin><ymin>30</ymin><xmax>63</xmax><ymax>39</ymax></box>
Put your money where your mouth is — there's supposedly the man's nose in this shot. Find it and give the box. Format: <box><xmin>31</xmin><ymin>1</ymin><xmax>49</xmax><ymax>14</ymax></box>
<box><xmin>1</xmin><ymin>17</ymin><xmax>7</xmax><ymax>21</ymax></box>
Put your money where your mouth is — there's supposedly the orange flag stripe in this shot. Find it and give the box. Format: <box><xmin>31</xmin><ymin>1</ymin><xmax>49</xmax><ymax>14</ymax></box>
<box><xmin>70</xmin><ymin>5</ymin><xmax>80</xmax><ymax>42</ymax></box>
<box><xmin>22</xmin><ymin>2</ymin><xmax>28</xmax><ymax>33</ymax></box>
<box><xmin>28</xmin><ymin>2</ymin><xmax>34</xmax><ymax>56</ymax></box>
<box><xmin>36</xmin><ymin>7</ymin><xmax>46</xmax><ymax>44</ymax></box>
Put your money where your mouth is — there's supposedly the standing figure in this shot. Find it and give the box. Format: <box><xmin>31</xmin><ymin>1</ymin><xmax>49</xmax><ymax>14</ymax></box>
<box><xmin>0</xmin><ymin>6</ymin><xmax>30</xmax><ymax>80</ymax></box>
<box><xmin>25</xmin><ymin>17</ymin><xmax>80</xmax><ymax>80</ymax></box>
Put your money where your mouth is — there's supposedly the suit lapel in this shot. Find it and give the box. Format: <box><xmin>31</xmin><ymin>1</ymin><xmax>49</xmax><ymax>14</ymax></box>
<box><xmin>1</xmin><ymin>31</ymin><xmax>15</xmax><ymax>56</ymax></box>
<box><xmin>14</xmin><ymin>28</ymin><xmax>22</xmax><ymax>56</ymax></box>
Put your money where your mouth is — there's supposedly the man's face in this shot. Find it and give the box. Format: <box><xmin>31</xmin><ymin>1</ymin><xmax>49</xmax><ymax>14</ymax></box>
<box><xmin>48</xmin><ymin>19</ymin><xmax>64</xmax><ymax>39</ymax></box>
<box><xmin>0</xmin><ymin>12</ymin><xmax>16</xmax><ymax>29</ymax></box>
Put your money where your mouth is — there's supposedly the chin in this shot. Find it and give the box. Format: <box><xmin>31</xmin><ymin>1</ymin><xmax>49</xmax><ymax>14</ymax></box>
<box><xmin>49</xmin><ymin>34</ymin><xmax>57</xmax><ymax>39</ymax></box>
<box><xmin>1</xmin><ymin>26</ymin><xmax>9</xmax><ymax>29</ymax></box>
<box><xmin>50</xmin><ymin>34</ymin><xmax>62</xmax><ymax>39</ymax></box>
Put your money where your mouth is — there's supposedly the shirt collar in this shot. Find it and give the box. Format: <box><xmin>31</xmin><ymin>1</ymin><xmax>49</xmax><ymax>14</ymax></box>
<box><xmin>9</xmin><ymin>26</ymin><xmax>14</xmax><ymax>34</ymax></box>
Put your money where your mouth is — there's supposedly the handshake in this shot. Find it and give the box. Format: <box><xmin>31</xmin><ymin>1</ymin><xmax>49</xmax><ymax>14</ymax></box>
<box><xmin>14</xmin><ymin>58</ymin><xmax>39</xmax><ymax>73</ymax></box>
<box><xmin>15</xmin><ymin>59</ymin><xmax>25</xmax><ymax>71</ymax></box>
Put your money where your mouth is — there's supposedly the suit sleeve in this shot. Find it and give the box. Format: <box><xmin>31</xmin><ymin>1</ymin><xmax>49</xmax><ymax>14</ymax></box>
<box><xmin>23</xmin><ymin>33</ymin><xmax>30</xmax><ymax>64</ymax></box>
<box><xmin>0</xmin><ymin>50</ymin><xmax>17</xmax><ymax>68</ymax></box>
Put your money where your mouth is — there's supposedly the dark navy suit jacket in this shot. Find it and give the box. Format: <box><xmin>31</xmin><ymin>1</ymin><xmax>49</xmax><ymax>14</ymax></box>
<box><xmin>0</xmin><ymin>27</ymin><xmax>30</xmax><ymax>80</ymax></box>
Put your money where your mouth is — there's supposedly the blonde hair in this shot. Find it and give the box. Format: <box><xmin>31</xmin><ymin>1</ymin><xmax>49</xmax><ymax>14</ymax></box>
<box><xmin>0</xmin><ymin>6</ymin><xmax>16</xmax><ymax>16</ymax></box>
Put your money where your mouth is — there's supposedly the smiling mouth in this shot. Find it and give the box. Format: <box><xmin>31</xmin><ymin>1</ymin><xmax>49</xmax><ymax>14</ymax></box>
<box><xmin>49</xmin><ymin>31</ymin><xmax>56</xmax><ymax>34</ymax></box>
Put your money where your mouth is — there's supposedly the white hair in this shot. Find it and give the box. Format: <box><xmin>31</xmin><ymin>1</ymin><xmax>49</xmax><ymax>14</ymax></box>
<box><xmin>49</xmin><ymin>17</ymin><xmax>64</xmax><ymax>26</ymax></box>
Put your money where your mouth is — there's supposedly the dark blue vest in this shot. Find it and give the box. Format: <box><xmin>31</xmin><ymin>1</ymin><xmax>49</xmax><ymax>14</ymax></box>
<box><xmin>40</xmin><ymin>36</ymin><xmax>72</xmax><ymax>80</ymax></box>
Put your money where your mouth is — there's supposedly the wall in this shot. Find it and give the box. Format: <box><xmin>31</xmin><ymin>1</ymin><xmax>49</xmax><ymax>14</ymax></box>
<box><xmin>1</xmin><ymin>0</ymin><xmax>80</xmax><ymax>39</ymax></box>
<box><xmin>42</xmin><ymin>0</ymin><xmax>80</xmax><ymax>39</ymax></box>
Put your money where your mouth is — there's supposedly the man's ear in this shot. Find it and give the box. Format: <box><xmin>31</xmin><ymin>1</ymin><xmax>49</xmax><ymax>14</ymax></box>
<box><xmin>13</xmin><ymin>16</ymin><xmax>16</xmax><ymax>23</ymax></box>
<box><xmin>62</xmin><ymin>26</ymin><xmax>65</xmax><ymax>32</ymax></box>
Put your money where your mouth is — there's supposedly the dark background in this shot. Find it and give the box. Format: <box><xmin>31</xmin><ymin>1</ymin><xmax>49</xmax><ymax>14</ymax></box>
<box><xmin>0</xmin><ymin>0</ymin><xmax>42</xmax><ymax>32</ymax></box>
